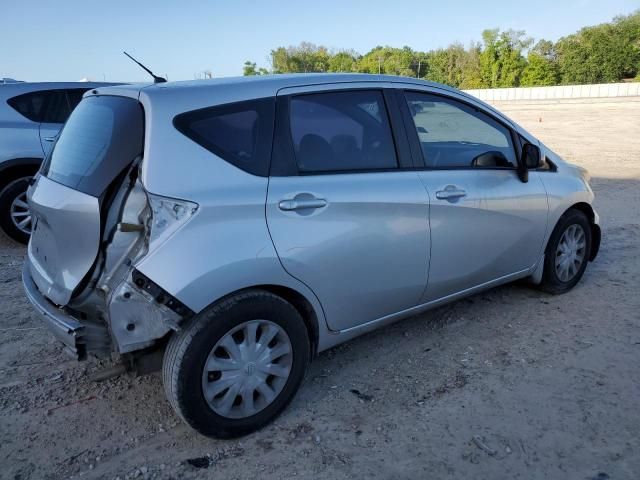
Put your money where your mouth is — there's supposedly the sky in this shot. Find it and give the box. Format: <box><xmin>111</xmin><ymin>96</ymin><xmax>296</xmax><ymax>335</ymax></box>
<box><xmin>2</xmin><ymin>0</ymin><xmax>638</xmax><ymax>82</ymax></box>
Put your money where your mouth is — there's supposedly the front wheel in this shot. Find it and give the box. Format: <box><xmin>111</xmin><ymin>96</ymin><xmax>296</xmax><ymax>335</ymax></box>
<box><xmin>163</xmin><ymin>290</ymin><xmax>310</xmax><ymax>438</ymax></box>
<box><xmin>539</xmin><ymin>209</ymin><xmax>592</xmax><ymax>294</ymax></box>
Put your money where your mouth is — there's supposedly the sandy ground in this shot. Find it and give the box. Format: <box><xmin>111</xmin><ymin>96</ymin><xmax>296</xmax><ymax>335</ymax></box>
<box><xmin>1</xmin><ymin>97</ymin><xmax>639</xmax><ymax>480</ymax></box>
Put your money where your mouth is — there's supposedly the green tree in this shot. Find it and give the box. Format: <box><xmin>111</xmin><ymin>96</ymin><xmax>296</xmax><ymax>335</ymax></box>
<box><xmin>459</xmin><ymin>43</ymin><xmax>484</xmax><ymax>89</ymax></box>
<box><xmin>270</xmin><ymin>47</ymin><xmax>292</xmax><ymax>73</ymax></box>
<box><xmin>615</xmin><ymin>11</ymin><xmax>640</xmax><ymax>79</ymax></box>
<box><xmin>357</xmin><ymin>46</ymin><xmax>386</xmax><ymax>73</ymax></box>
<box><xmin>358</xmin><ymin>46</ymin><xmax>418</xmax><ymax>76</ymax></box>
<box><xmin>479</xmin><ymin>29</ymin><xmax>531</xmax><ymax>87</ymax></box>
<box><xmin>242</xmin><ymin>61</ymin><xmax>268</xmax><ymax>76</ymax></box>
<box><xmin>244</xmin><ymin>10</ymin><xmax>640</xmax><ymax>88</ymax></box>
<box><xmin>423</xmin><ymin>43</ymin><xmax>483</xmax><ymax>88</ymax></box>
<box><xmin>556</xmin><ymin>12</ymin><xmax>640</xmax><ymax>83</ymax></box>
<box><xmin>520</xmin><ymin>40</ymin><xmax>559</xmax><ymax>86</ymax></box>
<box><xmin>556</xmin><ymin>27</ymin><xmax>617</xmax><ymax>83</ymax></box>
<box><xmin>424</xmin><ymin>48</ymin><xmax>458</xmax><ymax>85</ymax></box>
<box><xmin>270</xmin><ymin>43</ymin><xmax>331</xmax><ymax>73</ymax></box>
<box><xmin>327</xmin><ymin>51</ymin><xmax>359</xmax><ymax>72</ymax></box>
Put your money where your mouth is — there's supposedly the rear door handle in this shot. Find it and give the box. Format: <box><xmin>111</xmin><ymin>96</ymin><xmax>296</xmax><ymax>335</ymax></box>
<box><xmin>44</xmin><ymin>136</ymin><xmax>57</xmax><ymax>142</ymax></box>
<box><xmin>435</xmin><ymin>186</ymin><xmax>467</xmax><ymax>200</ymax></box>
<box><xmin>278</xmin><ymin>197</ymin><xmax>327</xmax><ymax>211</ymax></box>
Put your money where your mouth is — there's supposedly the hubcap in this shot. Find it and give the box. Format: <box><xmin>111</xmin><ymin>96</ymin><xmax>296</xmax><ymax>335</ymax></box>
<box><xmin>10</xmin><ymin>185</ymin><xmax>32</xmax><ymax>235</ymax></box>
<box><xmin>555</xmin><ymin>223</ymin><xmax>586</xmax><ymax>282</ymax></box>
<box><xmin>201</xmin><ymin>320</ymin><xmax>293</xmax><ymax>419</ymax></box>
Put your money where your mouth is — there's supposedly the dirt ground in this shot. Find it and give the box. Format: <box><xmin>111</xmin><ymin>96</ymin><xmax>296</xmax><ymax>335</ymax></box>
<box><xmin>1</xmin><ymin>97</ymin><xmax>639</xmax><ymax>480</ymax></box>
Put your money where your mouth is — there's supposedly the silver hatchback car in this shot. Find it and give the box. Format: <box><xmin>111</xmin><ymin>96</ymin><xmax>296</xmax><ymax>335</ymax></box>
<box><xmin>23</xmin><ymin>74</ymin><xmax>600</xmax><ymax>438</ymax></box>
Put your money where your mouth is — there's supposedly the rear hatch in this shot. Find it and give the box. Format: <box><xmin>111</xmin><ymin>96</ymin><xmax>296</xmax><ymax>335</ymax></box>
<box><xmin>27</xmin><ymin>94</ymin><xmax>144</xmax><ymax>306</ymax></box>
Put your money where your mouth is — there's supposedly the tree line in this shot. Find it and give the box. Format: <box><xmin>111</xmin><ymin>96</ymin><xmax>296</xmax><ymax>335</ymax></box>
<box><xmin>243</xmin><ymin>11</ymin><xmax>640</xmax><ymax>88</ymax></box>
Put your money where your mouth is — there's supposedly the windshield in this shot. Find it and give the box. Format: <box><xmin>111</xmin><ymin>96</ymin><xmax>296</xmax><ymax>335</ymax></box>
<box><xmin>44</xmin><ymin>95</ymin><xmax>144</xmax><ymax>197</ymax></box>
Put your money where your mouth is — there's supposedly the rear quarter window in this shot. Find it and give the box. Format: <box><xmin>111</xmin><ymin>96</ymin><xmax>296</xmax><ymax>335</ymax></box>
<box><xmin>7</xmin><ymin>91</ymin><xmax>48</xmax><ymax>122</ymax></box>
<box><xmin>173</xmin><ymin>97</ymin><xmax>275</xmax><ymax>177</ymax></box>
<box><xmin>7</xmin><ymin>88</ymin><xmax>92</xmax><ymax>124</ymax></box>
<box><xmin>41</xmin><ymin>90</ymin><xmax>72</xmax><ymax>124</ymax></box>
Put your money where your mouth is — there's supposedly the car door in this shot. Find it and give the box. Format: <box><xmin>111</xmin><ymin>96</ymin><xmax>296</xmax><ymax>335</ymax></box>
<box><xmin>266</xmin><ymin>86</ymin><xmax>430</xmax><ymax>331</ymax></box>
<box><xmin>398</xmin><ymin>89</ymin><xmax>548</xmax><ymax>302</ymax></box>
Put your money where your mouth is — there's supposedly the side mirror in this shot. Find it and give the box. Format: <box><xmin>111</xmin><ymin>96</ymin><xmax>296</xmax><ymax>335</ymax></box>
<box><xmin>522</xmin><ymin>143</ymin><xmax>542</xmax><ymax>169</ymax></box>
<box><xmin>517</xmin><ymin>143</ymin><xmax>542</xmax><ymax>183</ymax></box>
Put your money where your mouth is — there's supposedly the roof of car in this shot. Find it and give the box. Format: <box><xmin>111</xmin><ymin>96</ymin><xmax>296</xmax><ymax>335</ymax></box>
<box><xmin>90</xmin><ymin>74</ymin><xmax>516</xmax><ymax>131</ymax></box>
<box><xmin>94</xmin><ymin>73</ymin><xmax>458</xmax><ymax>99</ymax></box>
<box><xmin>0</xmin><ymin>81</ymin><xmax>122</xmax><ymax>100</ymax></box>
<box><xmin>93</xmin><ymin>74</ymin><xmax>464</xmax><ymax>115</ymax></box>
<box><xmin>149</xmin><ymin>73</ymin><xmax>455</xmax><ymax>93</ymax></box>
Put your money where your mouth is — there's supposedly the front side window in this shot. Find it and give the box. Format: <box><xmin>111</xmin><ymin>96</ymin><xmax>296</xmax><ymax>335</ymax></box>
<box><xmin>405</xmin><ymin>91</ymin><xmax>516</xmax><ymax>169</ymax></box>
<box><xmin>173</xmin><ymin>98</ymin><xmax>275</xmax><ymax>177</ymax></box>
<box><xmin>289</xmin><ymin>90</ymin><xmax>397</xmax><ymax>173</ymax></box>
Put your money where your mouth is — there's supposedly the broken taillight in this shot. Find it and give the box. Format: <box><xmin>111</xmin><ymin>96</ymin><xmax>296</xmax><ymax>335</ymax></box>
<box><xmin>145</xmin><ymin>193</ymin><xmax>198</xmax><ymax>252</ymax></box>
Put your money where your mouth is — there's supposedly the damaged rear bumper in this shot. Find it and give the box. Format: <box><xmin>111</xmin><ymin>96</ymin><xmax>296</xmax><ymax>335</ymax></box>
<box><xmin>23</xmin><ymin>260</ymin><xmax>186</xmax><ymax>359</ymax></box>
<box><xmin>22</xmin><ymin>262</ymin><xmax>89</xmax><ymax>359</ymax></box>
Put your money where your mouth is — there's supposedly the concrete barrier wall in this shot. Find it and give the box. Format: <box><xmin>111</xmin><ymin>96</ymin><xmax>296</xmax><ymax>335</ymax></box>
<box><xmin>464</xmin><ymin>83</ymin><xmax>640</xmax><ymax>101</ymax></box>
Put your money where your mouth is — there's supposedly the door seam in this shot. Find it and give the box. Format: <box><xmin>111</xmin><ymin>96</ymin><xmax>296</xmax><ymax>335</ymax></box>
<box><xmin>264</xmin><ymin>176</ymin><xmax>331</xmax><ymax>330</ymax></box>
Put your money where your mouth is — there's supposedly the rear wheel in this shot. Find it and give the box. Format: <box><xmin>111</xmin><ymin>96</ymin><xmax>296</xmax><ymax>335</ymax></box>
<box><xmin>0</xmin><ymin>177</ymin><xmax>33</xmax><ymax>244</ymax></box>
<box><xmin>539</xmin><ymin>209</ymin><xmax>592</xmax><ymax>294</ymax></box>
<box><xmin>163</xmin><ymin>290</ymin><xmax>310</xmax><ymax>438</ymax></box>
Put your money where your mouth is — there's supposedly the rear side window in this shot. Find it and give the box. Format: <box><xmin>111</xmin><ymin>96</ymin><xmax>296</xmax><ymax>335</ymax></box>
<box><xmin>44</xmin><ymin>95</ymin><xmax>144</xmax><ymax>197</ymax></box>
<box><xmin>41</xmin><ymin>90</ymin><xmax>71</xmax><ymax>123</ymax></box>
<box><xmin>173</xmin><ymin>98</ymin><xmax>275</xmax><ymax>176</ymax></box>
<box><xmin>66</xmin><ymin>89</ymin><xmax>87</xmax><ymax>111</ymax></box>
<box><xmin>7</xmin><ymin>88</ymin><xmax>90</xmax><ymax>123</ymax></box>
<box><xmin>289</xmin><ymin>90</ymin><xmax>397</xmax><ymax>173</ymax></box>
<box><xmin>7</xmin><ymin>91</ymin><xmax>48</xmax><ymax>122</ymax></box>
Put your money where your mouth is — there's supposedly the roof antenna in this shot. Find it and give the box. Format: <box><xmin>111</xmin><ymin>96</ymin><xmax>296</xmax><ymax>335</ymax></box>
<box><xmin>123</xmin><ymin>51</ymin><xmax>167</xmax><ymax>83</ymax></box>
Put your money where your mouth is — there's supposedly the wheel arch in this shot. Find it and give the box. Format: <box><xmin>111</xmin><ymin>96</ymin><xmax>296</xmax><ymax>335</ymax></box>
<box><xmin>194</xmin><ymin>284</ymin><xmax>321</xmax><ymax>358</ymax></box>
<box><xmin>259</xmin><ymin>284</ymin><xmax>320</xmax><ymax>357</ymax></box>
<box><xmin>0</xmin><ymin>158</ymin><xmax>42</xmax><ymax>189</ymax></box>
<box><xmin>565</xmin><ymin>202</ymin><xmax>600</xmax><ymax>261</ymax></box>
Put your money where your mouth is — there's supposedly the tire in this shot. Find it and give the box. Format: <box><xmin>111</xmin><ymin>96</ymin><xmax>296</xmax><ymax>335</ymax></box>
<box><xmin>0</xmin><ymin>177</ymin><xmax>32</xmax><ymax>244</ymax></box>
<box><xmin>163</xmin><ymin>289</ymin><xmax>310</xmax><ymax>438</ymax></box>
<box><xmin>539</xmin><ymin>209</ymin><xmax>592</xmax><ymax>295</ymax></box>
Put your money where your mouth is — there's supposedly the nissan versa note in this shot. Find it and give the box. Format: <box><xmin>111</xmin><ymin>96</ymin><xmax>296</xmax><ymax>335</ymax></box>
<box><xmin>23</xmin><ymin>74</ymin><xmax>600</xmax><ymax>438</ymax></box>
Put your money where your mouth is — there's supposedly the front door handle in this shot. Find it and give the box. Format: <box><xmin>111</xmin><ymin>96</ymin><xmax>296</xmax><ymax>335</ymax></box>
<box><xmin>278</xmin><ymin>197</ymin><xmax>327</xmax><ymax>211</ymax></box>
<box><xmin>435</xmin><ymin>186</ymin><xmax>467</xmax><ymax>200</ymax></box>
